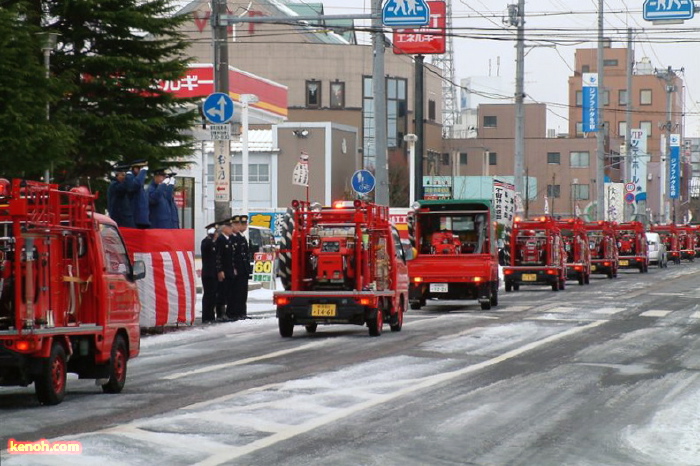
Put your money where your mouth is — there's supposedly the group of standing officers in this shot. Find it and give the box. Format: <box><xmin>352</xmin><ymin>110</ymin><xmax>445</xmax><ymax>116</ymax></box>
<box><xmin>200</xmin><ymin>215</ymin><xmax>252</xmax><ymax>323</ymax></box>
<box><xmin>107</xmin><ymin>159</ymin><xmax>179</xmax><ymax>229</ymax></box>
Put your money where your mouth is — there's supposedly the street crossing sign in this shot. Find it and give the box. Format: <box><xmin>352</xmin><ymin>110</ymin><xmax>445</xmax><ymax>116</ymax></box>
<box><xmin>643</xmin><ymin>0</ymin><xmax>695</xmax><ymax>21</ymax></box>
<box><xmin>203</xmin><ymin>92</ymin><xmax>234</xmax><ymax>124</ymax></box>
<box><xmin>382</xmin><ymin>0</ymin><xmax>431</xmax><ymax>27</ymax></box>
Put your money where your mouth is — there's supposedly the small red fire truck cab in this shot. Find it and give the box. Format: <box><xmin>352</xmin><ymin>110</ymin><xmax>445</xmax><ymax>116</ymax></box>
<box><xmin>504</xmin><ymin>216</ymin><xmax>567</xmax><ymax>292</ymax></box>
<box><xmin>651</xmin><ymin>224</ymin><xmax>681</xmax><ymax>265</ymax></box>
<box><xmin>407</xmin><ymin>199</ymin><xmax>499</xmax><ymax>311</ymax></box>
<box><xmin>0</xmin><ymin>180</ymin><xmax>145</xmax><ymax>405</ymax></box>
<box><xmin>613</xmin><ymin>221</ymin><xmax>649</xmax><ymax>273</ymax></box>
<box><xmin>274</xmin><ymin>200</ymin><xmax>409</xmax><ymax>337</ymax></box>
<box><xmin>555</xmin><ymin>218</ymin><xmax>591</xmax><ymax>285</ymax></box>
<box><xmin>584</xmin><ymin>221</ymin><xmax>619</xmax><ymax>278</ymax></box>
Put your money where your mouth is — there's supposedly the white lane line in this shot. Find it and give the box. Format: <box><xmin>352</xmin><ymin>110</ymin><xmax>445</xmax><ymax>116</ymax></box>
<box><xmin>592</xmin><ymin>307</ymin><xmax>626</xmax><ymax>315</ymax></box>
<box><xmin>547</xmin><ymin>307</ymin><xmax>577</xmax><ymax>313</ymax></box>
<box><xmin>191</xmin><ymin>320</ymin><xmax>607</xmax><ymax>465</ymax></box>
<box><xmin>499</xmin><ymin>306</ymin><xmax>532</xmax><ymax>312</ymax></box>
<box><xmin>640</xmin><ymin>310</ymin><xmax>672</xmax><ymax>317</ymax></box>
<box><xmin>162</xmin><ymin>341</ymin><xmax>327</xmax><ymax>380</ymax></box>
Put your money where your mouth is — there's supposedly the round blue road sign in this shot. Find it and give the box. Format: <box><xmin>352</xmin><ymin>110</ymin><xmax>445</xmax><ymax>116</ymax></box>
<box><xmin>203</xmin><ymin>92</ymin><xmax>235</xmax><ymax>124</ymax></box>
<box><xmin>352</xmin><ymin>170</ymin><xmax>375</xmax><ymax>194</ymax></box>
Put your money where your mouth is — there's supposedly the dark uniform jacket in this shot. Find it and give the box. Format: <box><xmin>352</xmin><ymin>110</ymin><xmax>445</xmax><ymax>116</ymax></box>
<box><xmin>232</xmin><ymin>233</ymin><xmax>252</xmax><ymax>277</ymax></box>
<box><xmin>200</xmin><ymin>235</ymin><xmax>217</xmax><ymax>279</ymax></box>
<box><xmin>148</xmin><ymin>181</ymin><xmax>177</xmax><ymax>229</ymax></box>
<box><xmin>107</xmin><ymin>177</ymin><xmax>137</xmax><ymax>228</ymax></box>
<box><xmin>215</xmin><ymin>234</ymin><xmax>235</xmax><ymax>279</ymax></box>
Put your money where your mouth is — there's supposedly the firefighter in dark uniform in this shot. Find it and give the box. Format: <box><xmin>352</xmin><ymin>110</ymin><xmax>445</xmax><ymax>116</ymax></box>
<box><xmin>200</xmin><ymin>223</ymin><xmax>218</xmax><ymax>324</ymax></box>
<box><xmin>215</xmin><ymin>218</ymin><xmax>237</xmax><ymax>321</ymax></box>
<box><xmin>231</xmin><ymin>215</ymin><xmax>252</xmax><ymax>319</ymax></box>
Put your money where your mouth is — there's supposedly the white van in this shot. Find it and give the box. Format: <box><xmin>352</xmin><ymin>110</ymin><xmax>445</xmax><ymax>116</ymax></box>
<box><xmin>645</xmin><ymin>232</ymin><xmax>668</xmax><ymax>268</ymax></box>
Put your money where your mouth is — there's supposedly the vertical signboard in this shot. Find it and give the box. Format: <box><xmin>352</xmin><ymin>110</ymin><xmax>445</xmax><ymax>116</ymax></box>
<box><xmin>605</xmin><ymin>183</ymin><xmax>624</xmax><ymax>222</ymax></box>
<box><xmin>393</xmin><ymin>1</ymin><xmax>446</xmax><ymax>55</ymax></box>
<box><xmin>629</xmin><ymin>128</ymin><xmax>648</xmax><ymax>202</ymax></box>
<box><xmin>582</xmin><ymin>73</ymin><xmax>599</xmax><ymax>132</ymax></box>
<box><xmin>493</xmin><ymin>179</ymin><xmax>515</xmax><ymax>226</ymax></box>
<box><xmin>214</xmin><ymin>140</ymin><xmax>230</xmax><ymax>201</ymax></box>
<box><xmin>669</xmin><ymin>134</ymin><xmax>681</xmax><ymax>199</ymax></box>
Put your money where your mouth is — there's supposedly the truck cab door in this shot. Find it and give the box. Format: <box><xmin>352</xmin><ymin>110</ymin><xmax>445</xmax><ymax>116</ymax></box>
<box><xmin>99</xmin><ymin>224</ymin><xmax>140</xmax><ymax>325</ymax></box>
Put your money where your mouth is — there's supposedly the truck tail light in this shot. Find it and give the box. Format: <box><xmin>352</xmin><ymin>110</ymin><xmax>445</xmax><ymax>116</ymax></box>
<box><xmin>358</xmin><ymin>297</ymin><xmax>373</xmax><ymax>306</ymax></box>
<box><xmin>546</xmin><ymin>269</ymin><xmax>557</xmax><ymax>275</ymax></box>
<box><xmin>275</xmin><ymin>296</ymin><xmax>290</xmax><ymax>306</ymax></box>
<box><xmin>14</xmin><ymin>340</ymin><xmax>36</xmax><ymax>352</ymax></box>
<box><xmin>473</xmin><ymin>276</ymin><xmax>483</xmax><ymax>283</ymax></box>
<box><xmin>603</xmin><ymin>261</ymin><xmax>610</xmax><ymax>267</ymax></box>
<box><xmin>413</xmin><ymin>277</ymin><xmax>423</xmax><ymax>283</ymax></box>
<box><xmin>504</xmin><ymin>269</ymin><xmax>513</xmax><ymax>275</ymax></box>
<box><xmin>574</xmin><ymin>265</ymin><xmax>582</xmax><ymax>271</ymax></box>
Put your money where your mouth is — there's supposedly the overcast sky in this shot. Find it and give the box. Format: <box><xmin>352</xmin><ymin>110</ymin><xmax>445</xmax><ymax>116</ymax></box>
<box><xmin>317</xmin><ymin>0</ymin><xmax>700</xmax><ymax>137</ymax></box>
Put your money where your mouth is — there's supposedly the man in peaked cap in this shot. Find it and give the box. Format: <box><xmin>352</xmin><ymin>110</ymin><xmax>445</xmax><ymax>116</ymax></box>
<box><xmin>215</xmin><ymin>217</ymin><xmax>237</xmax><ymax>321</ymax></box>
<box><xmin>230</xmin><ymin>214</ymin><xmax>252</xmax><ymax>320</ymax></box>
<box><xmin>147</xmin><ymin>167</ymin><xmax>179</xmax><ymax>228</ymax></box>
<box><xmin>128</xmin><ymin>159</ymin><xmax>150</xmax><ymax>228</ymax></box>
<box><xmin>107</xmin><ymin>161</ymin><xmax>138</xmax><ymax>228</ymax></box>
<box><xmin>200</xmin><ymin>221</ymin><xmax>219</xmax><ymax>323</ymax></box>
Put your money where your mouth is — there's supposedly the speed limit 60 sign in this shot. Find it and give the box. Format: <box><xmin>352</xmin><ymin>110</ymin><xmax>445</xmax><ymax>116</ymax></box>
<box><xmin>252</xmin><ymin>253</ymin><xmax>275</xmax><ymax>282</ymax></box>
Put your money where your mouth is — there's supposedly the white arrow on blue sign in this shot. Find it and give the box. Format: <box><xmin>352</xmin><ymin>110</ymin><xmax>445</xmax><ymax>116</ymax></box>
<box><xmin>352</xmin><ymin>170</ymin><xmax>376</xmax><ymax>195</ymax></box>
<box><xmin>382</xmin><ymin>0</ymin><xmax>431</xmax><ymax>27</ymax></box>
<box><xmin>643</xmin><ymin>0</ymin><xmax>694</xmax><ymax>21</ymax></box>
<box><xmin>203</xmin><ymin>92</ymin><xmax>235</xmax><ymax>124</ymax></box>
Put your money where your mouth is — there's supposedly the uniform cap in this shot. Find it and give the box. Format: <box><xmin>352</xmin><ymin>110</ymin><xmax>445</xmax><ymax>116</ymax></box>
<box><xmin>152</xmin><ymin>168</ymin><xmax>167</xmax><ymax>176</ymax></box>
<box><xmin>113</xmin><ymin>161</ymin><xmax>130</xmax><ymax>172</ymax></box>
<box><xmin>205</xmin><ymin>221</ymin><xmax>218</xmax><ymax>230</ymax></box>
<box><xmin>230</xmin><ymin>215</ymin><xmax>241</xmax><ymax>223</ymax></box>
<box><xmin>130</xmin><ymin>159</ymin><xmax>148</xmax><ymax>168</ymax></box>
<box><xmin>239</xmin><ymin>215</ymin><xmax>249</xmax><ymax>223</ymax></box>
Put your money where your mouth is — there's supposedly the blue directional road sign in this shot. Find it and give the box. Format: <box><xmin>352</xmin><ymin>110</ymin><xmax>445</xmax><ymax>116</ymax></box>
<box><xmin>203</xmin><ymin>92</ymin><xmax>234</xmax><ymax>124</ymax></box>
<box><xmin>352</xmin><ymin>170</ymin><xmax>376</xmax><ymax>195</ymax></box>
<box><xmin>382</xmin><ymin>0</ymin><xmax>430</xmax><ymax>27</ymax></box>
<box><xmin>643</xmin><ymin>0</ymin><xmax>694</xmax><ymax>21</ymax></box>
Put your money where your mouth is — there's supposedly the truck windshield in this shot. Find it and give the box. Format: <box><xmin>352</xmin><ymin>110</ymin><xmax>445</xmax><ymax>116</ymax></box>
<box><xmin>419</xmin><ymin>212</ymin><xmax>488</xmax><ymax>255</ymax></box>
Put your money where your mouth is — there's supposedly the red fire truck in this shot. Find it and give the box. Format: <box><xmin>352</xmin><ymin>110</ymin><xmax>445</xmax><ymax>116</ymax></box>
<box><xmin>555</xmin><ymin>218</ymin><xmax>591</xmax><ymax>285</ymax></box>
<box><xmin>275</xmin><ymin>200</ymin><xmax>409</xmax><ymax>337</ymax></box>
<box><xmin>677</xmin><ymin>225</ymin><xmax>696</xmax><ymax>261</ymax></box>
<box><xmin>613</xmin><ymin>221</ymin><xmax>649</xmax><ymax>273</ymax></box>
<box><xmin>406</xmin><ymin>199</ymin><xmax>500</xmax><ymax>310</ymax></box>
<box><xmin>651</xmin><ymin>224</ymin><xmax>681</xmax><ymax>265</ymax></box>
<box><xmin>584</xmin><ymin>221</ymin><xmax>619</xmax><ymax>278</ymax></box>
<box><xmin>0</xmin><ymin>180</ymin><xmax>145</xmax><ymax>405</ymax></box>
<box><xmin>504</xmin><ymin>216</ymin><xmax>567</xmax><ymax>292</ymax></box>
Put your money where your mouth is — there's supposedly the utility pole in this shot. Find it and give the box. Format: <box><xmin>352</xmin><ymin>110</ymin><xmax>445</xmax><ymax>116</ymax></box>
<box><xmin>596</xmin><ymin>0</ymin><xmax>605</xmax><ymax>221</ymax></box>
<box><xmin>212</xmin><ymin>0</ymin><xmax>231</xmax><ymax>221</ymax></box>
<box><xmin>509</xmin><ymin>1</ymin><xmax>525</xmax><ymax>212</ymax></box>
<box><xmin>415</xmin><ymin>55</ymin><xmax>425</xmax><ymax>202</ymax></box>
<box><xmin>625</xmin><ymin>27</ymin><xmax>634</xmax><ymax>221</ymax></box>
<box><xmin>656</xmin><ymin>66</ymin><xmax>682</xmax><ymax>223</ymax></box>
<box><xmin>372</xmin><ymin>0</ymin><xmax>389</xmax><ymax>206</ymax></box>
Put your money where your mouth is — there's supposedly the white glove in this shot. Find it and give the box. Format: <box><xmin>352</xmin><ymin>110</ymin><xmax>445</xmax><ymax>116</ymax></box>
<box><xmin>168</xmin><ymin>176</ymin><xmax>176</xmax><ymax>185</ymax></box>
<box><xmin>141</xmin><ymin>166</ymin><xmax>148</xmax><ymax>173</ymax></box>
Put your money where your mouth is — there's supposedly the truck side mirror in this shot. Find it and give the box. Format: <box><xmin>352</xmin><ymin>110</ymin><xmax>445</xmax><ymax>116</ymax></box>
<box><xmin>131</xmin><ymin>260</ymin><xmax>146</xmax><ymax>281</ymax></box>
<box><xmin>404</xmin><ymin>245</ymin><xmax>416</xmax><ymax>261</ymax></box>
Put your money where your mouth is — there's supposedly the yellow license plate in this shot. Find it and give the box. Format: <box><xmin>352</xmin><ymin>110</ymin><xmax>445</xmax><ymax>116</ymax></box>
<box><xmin>311</xmin><ymin>304</ymin><xmax>336</xmax><ymax>317</ymax></box>
<box><xmin>522</xmin><ymin>274</ymin><xmax>537</xmax><ymax>281</ymax></box>
<box><xmin>619</xmin><ymin>260</ymin><xmax>629</xmax><ymax>266</ymax></box>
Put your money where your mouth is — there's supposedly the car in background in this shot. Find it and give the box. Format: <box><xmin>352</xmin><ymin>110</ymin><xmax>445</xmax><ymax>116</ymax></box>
<box><xmin>646</xmin><ymin>232</ymin><xmax>668</xmax><ymax>268</ymax></box>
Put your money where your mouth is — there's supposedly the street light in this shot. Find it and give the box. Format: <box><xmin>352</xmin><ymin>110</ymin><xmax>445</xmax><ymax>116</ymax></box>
<box><xmin>39</xmin><ymin>32</ymin><xmax>59</xmax><ymax>183</ymax></box>
<box><xmin>240</xmin><ymin>94</ymin><xmax>259</xmax><ymax>216</ymax></box>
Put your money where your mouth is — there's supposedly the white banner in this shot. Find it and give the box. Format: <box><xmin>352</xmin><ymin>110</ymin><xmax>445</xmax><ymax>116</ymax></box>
<box><xmin>292</xmin><ymin>152</ymin><xmax>309</xmax><ymax>187</ymax></box>
<box><xmin>605</xmin><ymin>183</ymin><xmax>625</xmax><ymax>222</ymax></box>
<box><xmin>492</xmin><ymin>179</ymin><xmax>515</xmax><ymax>226</ymax></box>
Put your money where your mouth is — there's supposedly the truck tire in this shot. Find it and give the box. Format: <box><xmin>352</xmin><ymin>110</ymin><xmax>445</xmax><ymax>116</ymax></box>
<box><xmin>505</xmin><ymin>281</ymin><xmax>512</xmax><ymax>292</ymax></box>
<box><xmin>35</xmin><ymin>342</ymin><xmax>67</xmax><ymax>405</ymax></box>
<box><xmin>305</xmin><ymin>323</ymin><xmax>318</xmax><ymax>334</ymax></box>
<box><xmin>410</xmin><ymin>301</ymin><xmax>421</xmax><ymax>310</ymax></box>
<box><xmin>490</xmin><ymin>286</ymin><xmax>498</xmax><ymax>306</ymax></box>
<box><xmin>513</xmin><ymin>284</ymin><xmax>520</xmax><ymax>291</ymax></box>
<box><xmin>552</xmin><ymin>281</ymin><xmax>559</xmax><ymax>291</ymax></box>
<box><xmin>480</xmin><ymin>299</ymin><xmax>492</xmax><ymax>310</ymax></box>
<box><xmin>368</xmin><ymin>309</ymin><xmax>383</xmax><ymax>337</ymax></box>
<box><xmin>559</xmin><ymin>278</ymin><xmax>566</xmax><ymax>290</ymax></box>
<box><xmin>279</xmin><ymin>316</ymin><xmax>294</xmax><ymax>337</ymax></box>
<box><xmin>578</xmin><ymin>273</ymin><xmax>585</xmax><ymax>285</ymax></box>
<box><xmin>277</xmin><ymin>208</ymin><xmax>294</xmax><ymax>291</ymax></box>
<box><xmin>390</xmin><ymin>297</ymin><xmax>405</xmax><ymax>332</ymax></box>
<box><xmin>102</xmin><ymin>335</ymin><xmax>128</xmax><ymax>394</ymax></box>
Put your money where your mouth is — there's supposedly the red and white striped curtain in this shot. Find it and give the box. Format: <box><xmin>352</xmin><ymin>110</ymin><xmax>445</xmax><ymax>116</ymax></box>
<box><xmin>121</xmin><ymin>229</ymin><xmax>195</xmax><ymax>327</ymax></box>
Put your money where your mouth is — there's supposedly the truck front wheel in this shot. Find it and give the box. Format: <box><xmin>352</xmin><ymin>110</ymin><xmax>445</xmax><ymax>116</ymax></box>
<box><xmin>279</xmin><ymin>316</ymin><xmax>294</xmax><ymax>337</ymax></box>
<box><xmin>390</xmin><ymin>298</ymin><xmax>405</xmax><ymax>332</ymax></box>
<box><xmin>102</xmin><ymin>335</ymin><xmax>128</xmax><ymax>394</ymax></box>
<box><xmin>36</xmin><ymin>342</ymin><xmax>67</xmax><ymax>405</ymax></box>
